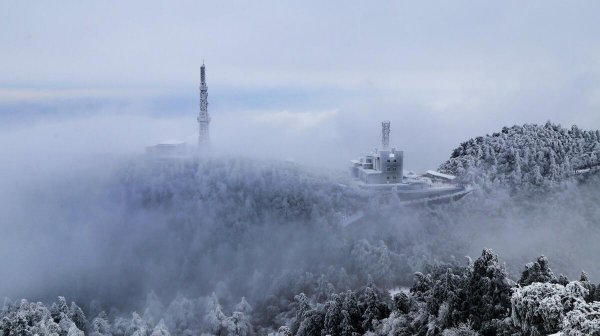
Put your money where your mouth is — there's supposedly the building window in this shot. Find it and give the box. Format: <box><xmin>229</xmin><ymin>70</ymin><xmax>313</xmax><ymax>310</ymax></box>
<box><xmin>394</xmin><ymin>159</ymin><xmax>397</xmax><ymax>162</ymax></box>
<box><xmin>387</xmin><ymin>176</ymin><xmax>390</xmax><ymax>179</ymax></box>
<box><xmin>387</xmin><ymin>159</ymin><xmax>390</xmax><ymax>162</ymax></box>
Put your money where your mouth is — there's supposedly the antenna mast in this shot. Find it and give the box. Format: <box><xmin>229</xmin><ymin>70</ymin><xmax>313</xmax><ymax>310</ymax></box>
<box><xmin>197</xmin><ymin>63</ymin><xmax>210</xmax><ymax>147</ymax></box>
<box><xmin>381</xmin><ymin>121</ymin><xmax>390</xmax><ymax>150</ymax></box>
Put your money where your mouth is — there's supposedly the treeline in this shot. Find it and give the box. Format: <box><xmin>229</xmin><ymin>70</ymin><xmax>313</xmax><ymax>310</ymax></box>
<box><xmin>439</xmin><ymin>122</ymin><xmax>600</xmax><ymax>190</ymax></box>
<box><xmin>3</xmin><ymin>250</ymin><xmax>600</xmax><ymax>335</ymax></box>
<box><xmin>279</xmin><ymin>250</ymin><xmax>600</xmax><ymax>336</ymax></box>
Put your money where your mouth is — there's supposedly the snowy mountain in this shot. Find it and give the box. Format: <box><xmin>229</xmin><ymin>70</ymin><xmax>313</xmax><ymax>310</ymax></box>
<box><xmin>3</xmin><ymin>137</ymin><xmax>600</xmax><ymax>335</ymax></box>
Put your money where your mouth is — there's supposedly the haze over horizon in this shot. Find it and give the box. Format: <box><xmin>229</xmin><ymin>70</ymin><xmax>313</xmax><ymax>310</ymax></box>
<box><xmin>3</xmin><ymin>1</ymin><xmax>600</xmax><ymax>170</ymax></box>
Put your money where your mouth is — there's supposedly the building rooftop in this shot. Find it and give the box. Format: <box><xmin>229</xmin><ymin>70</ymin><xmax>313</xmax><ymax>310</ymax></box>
<box><xmin>424</xmin><ymin>170</ymin><xmax>456</xmax><ymax>180</ymax></box>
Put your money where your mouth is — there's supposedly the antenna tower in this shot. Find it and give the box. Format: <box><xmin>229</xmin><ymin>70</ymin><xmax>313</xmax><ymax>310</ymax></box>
<box><xmin>381</xmin><ymin>121</ymin><xmax>390</xmax><ymax>150</ymax></box>
<box><xmin>197</xmin><ymin>63</ymin><xmax>210</xmax><ymax>147</ymax></box>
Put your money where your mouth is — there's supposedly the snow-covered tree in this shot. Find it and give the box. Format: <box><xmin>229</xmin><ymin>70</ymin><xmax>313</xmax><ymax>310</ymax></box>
<box><xmin>519</xmin><ymin>255</ymin><xmax>557</xmax><ymax>286</ymax></box>
<box><xmin>466</xmin><ymin>249</ymin><xmax>513</xmax><ymax>334</ymax></box>
<box><xmin>512</xmin><ymin>280</ymin><xmax>600</xmax><ymax>335</ymax></box>
<box><xmin>221</xmin><ymin>311</ymin><xmax>252</xmax><ymax>336</ymax></box>
<box><xmin>323</xmin><ymin>295</ymin><xmax>343</xmax><ymax>336</ymax></box>
<box><xmin>164</xmin><ymin>295</ymin><xmax>200</xmax><ymax>335</ymax></box>
<box><xmin>440</xmin><ymin>123</ymin><xmax>600</xmax><ymax>190</ymax></box>
<box><xmin>295</xmin><ymin>309</ymin><xmax>324</xmax><ymax>336</ymax></box>
<box><xmin>150</xmin><ymin>320</ymin><xmax>170</xmax><ymax>336</ymax></box>
<box><xmin>90</xmin><ymin>312</ymin><xmax>111</xmax><ymax>336</ymax></box>
<box><xmin>234</xmin><ymin>297</ymin><xmax>253</xmax><ymax>315</ymax></box>
<box><xmin>203</xmin><ymin>294</ymin><xmax>227</xmax><ymax>335</ymax></box>
<box><xmin>360</xmin><ymin>287</ymin><xmax>388</xmax><ymax>332</ymax></box>
<box><xmin>142</xmin><ymin>292</ymin><xmax>165</xmax><ymax>326</ymax></box>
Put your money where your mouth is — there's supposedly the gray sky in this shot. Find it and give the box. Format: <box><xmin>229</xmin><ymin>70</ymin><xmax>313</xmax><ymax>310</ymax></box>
<box><xmin>2</xmin><ymin>1</ymin><xmax>600</xmax><ymax>170</ymax></box>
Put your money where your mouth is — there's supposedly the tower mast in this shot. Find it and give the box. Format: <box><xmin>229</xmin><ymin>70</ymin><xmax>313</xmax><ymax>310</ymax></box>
<box><xmin>381</xmin><ymin>121</ymin><xmax>390</xmax><ymax>150</ymax></box>
<box><xmin>197</xmin><ymin>63</ymin><xmax>210</xmax><ymax>147</ymax></box>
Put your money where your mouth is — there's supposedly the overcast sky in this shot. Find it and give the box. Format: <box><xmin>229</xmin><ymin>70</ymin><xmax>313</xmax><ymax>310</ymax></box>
<box><xmin>2</xmin><ymin>1</ymin><xmax>600</xmax><ymax>170</ymax></box>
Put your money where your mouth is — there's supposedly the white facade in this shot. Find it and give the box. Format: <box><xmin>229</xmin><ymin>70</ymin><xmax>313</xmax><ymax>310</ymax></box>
<box><xmin>351</xmin><ymin>148</ymin><xmax>404</xmax><ymax>184</ymax></box>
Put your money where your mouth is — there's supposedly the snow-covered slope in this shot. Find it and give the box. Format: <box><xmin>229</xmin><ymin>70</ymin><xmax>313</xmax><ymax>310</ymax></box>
<box><xmin>440</xmin><ymin>122</ymin><xmax>600</xmax><ymax>190</ymax></box>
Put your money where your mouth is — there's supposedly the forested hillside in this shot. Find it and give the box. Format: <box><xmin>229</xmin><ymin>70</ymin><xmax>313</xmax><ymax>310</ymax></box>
<box><xmin>3</xmin><ymin>250</ymin><xmax>600</xmax><ymax>336</ymax></box>
<box><xmin>439</xmin><ymin>122</ymin><xmax>600</xmax><ymax>189</ymax></box>
<box><xmin>3</xmin><ymin>133</ymin><xmax>600</xmax><ymax>335</ymax></box>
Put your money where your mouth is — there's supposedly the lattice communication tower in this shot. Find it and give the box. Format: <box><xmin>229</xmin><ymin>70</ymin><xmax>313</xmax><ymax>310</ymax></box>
<box><xmin>381</xmin><ymin>121</ymin><xmax>391</xmax><ymax>150</ymax></box>
<box><xmin>197</xmin><ymin>63</ymin><xmax>210</xmax><ymax>146</ymax></box>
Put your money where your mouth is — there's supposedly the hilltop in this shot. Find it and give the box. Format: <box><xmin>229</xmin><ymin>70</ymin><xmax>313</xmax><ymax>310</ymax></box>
<box><xmin>439</xmin><ymin>122</ymin><xmax>600</xmax><ymax>190</ymax></box>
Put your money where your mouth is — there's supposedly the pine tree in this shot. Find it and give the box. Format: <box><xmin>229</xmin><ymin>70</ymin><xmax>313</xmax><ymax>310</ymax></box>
<box><xmin>142</xmin><ymin>291</ymin><xmax>165</xmax><ymax>325</ymax></box>
<box><xmin>221</xmin><ymin>312</ymin><xmax>252</xmax><ymax>336</ymax></box>
<box><xmin>323</xmin><ymin>295</ymin><xmax>343</xmax><ymax>336</ymax></box>
<box><xmin>339</xmin><ymin>310</ymin><xmax>355</xmax><ymax>336</ymax></box>
<box><xmin>234</xmin><ymin>297</ymin><xmax>253</xmax><ymax>315</ymax></box>
<box><xmin>341</xmin><ymin>290</ymin><xmax>362</xmax><ymax>333</ymax></box>
<box><xmin>128</xmin><ymin>312</ymin><xmax>151</xmax><ymax>336</ymax></box>
<box><xmin>150</xmin><ymin>319</ymin><xmax>170</xmax><ymax>336</ymax></box>
<box><xmin>204</xmin><ymin>294</ymin><xmax>226</xmax><ymax>335</ymax></box>
<box><xmin>558</xmin><ymin>274</ymin><xmax>569</xmax><ymax>286</ymax></box>
<box><xmin>89</xmin><ymin>312</ymin><xmax>111</xmax><ymax>336</ymax></box>
<box><xmin>466</xmin><ymin>249</ymin><xmax>513</xmax><ymax>335</ymax></box>
<box><xmin>296</xmin><ymin>310</ymin><xmax>325</xmax><ymax>336</ymax></box>
<box><xmin>360</xmin><ymin>287</ymin><xmax>388</xmax><ymax>332</ymax></box>
<box><xmin>276</xmin><ymin>325</ymin><xmax>292</xmax><ymax>336</ymax></box>
<box><xmin>392</xmin><ymin>292</ymin><xmax>410</xmax><ymax>314</ymax></box>
<box><xmin>291</xmin><ymin>293</ymin><xmax>311</xmax><ymax>335</ymax></box>
<box><xmin>519</xmin><ymin>255</ymin><xmax>557</xmax><ymax>286</ymax></box>
<box><xmin>69</xmin><ymin>301</ymin><xmax>87</xmax><ymax>332</ymax></box>
<box><xmin>165</xmin><ymin>295</ymin><xmax>200</xmax><ymax>335</ymax></box>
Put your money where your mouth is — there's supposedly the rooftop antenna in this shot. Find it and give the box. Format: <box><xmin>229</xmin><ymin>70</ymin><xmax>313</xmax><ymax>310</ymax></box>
<box><xmin>381</xmin><ymin>121</ymin><xmax>390</xmax><ymax>150</ymax></box>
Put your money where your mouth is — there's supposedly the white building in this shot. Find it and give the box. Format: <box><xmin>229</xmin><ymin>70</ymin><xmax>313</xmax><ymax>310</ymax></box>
<box><xmin>351</xmin><ymin>148</ymin><xmax>404</xmax><ymax>184</ymax></box>
<box><xmin>351</xmin><ymin>121</ymin><xmax>405</xmax><ymax>184</ymax></box>
<box><xmin>146</xmin><ymin>141</ymin><xmax>188</xmax><ymax>158</ymax></box>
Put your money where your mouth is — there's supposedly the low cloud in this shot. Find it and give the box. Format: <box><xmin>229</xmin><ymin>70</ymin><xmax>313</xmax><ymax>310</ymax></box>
<box><xmin>252</xmin><ymin>109</ymin><xmax>339</xmax><ymax>132</ymax></box>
